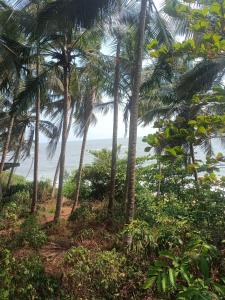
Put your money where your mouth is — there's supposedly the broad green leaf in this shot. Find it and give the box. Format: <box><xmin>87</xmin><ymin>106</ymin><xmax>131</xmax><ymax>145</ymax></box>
<box><xmin>162</xmin><ymin>273</ymin><xmax>168</xmax><ymax>292</ymax></box>
<box><xmin>143</xmin><ymin>276</ymin><xmax>156</xmax><ymax>289</ymax></box>
<box><xmin>168</xmin><ymin>268</ymin><xmax>176</xmax><ymax>288</ymax></box>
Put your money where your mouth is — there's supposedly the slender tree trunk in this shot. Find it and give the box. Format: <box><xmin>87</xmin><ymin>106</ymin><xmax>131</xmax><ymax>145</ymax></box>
<box><xmin>123</xmin><ymin>161</ymin><xmax>129</xmax><ymax>215</ymax></box>
<box><xmin>157</xmin><ymin>160</ymin><xmax>161</xmax><ymax>197</ymax></box>
<box><xmin>108</xmin><ymin>39</ymin><xmax>121</xmax><ymax>218</ymax></box>
<box><xmin>71</xmin><ymin>120</ymin><xmax>90</xmax><ymax>213</ymax></box>
<box><xmin>125</xmin><ymin>0</ymin><xmax>147</xmax><ymax>242</ymax></box>
<box><xmin>7</xmin><ymin>126</ymin><xmax>25</xmax><ymax>190</ymax></box>
<box><xmin>51</xmin><ymin>158</ymin><xmax>60</xmax><ymax>199</ymax></box>
<box><xmin>0</xmin><ymin>115</ymin><xmax>15</xmax><ymax>174</ymax></box>
<box><xmin>190</xmin><ymin>142</ymin><xmax>198</xmax><ymax>183</ymax></box>
<box><xmin>31</xmin><ymin>52</ymin><xmax>40</xmax><ymax>214</ymax></box>
<box><xmin>51</xmin><ymin>104</ymin><xmax>74</xmax><ymax>199</ymax></box>
<box><xmin>54</xmin><ymin>62</ymin><xmax>69</xmax><ymax>222</ymax></box>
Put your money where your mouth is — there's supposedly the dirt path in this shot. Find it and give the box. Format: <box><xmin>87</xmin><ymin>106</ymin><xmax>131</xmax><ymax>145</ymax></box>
<box><xmin>39</xmin><ymin>198</ymin><xmax>73</xmax><ymax>224</ymax></box>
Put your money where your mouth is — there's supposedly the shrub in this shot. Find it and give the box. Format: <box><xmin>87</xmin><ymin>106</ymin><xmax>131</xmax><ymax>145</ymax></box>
<box><xmin>16</xmin><ymin>216</ymin><xmax>47</xmax><ymax>249</ymax></box>
<box><xmin>69</xmin><ymin>203</ymin><xmax>95</xmax><ymax>222</ymax></box>
<box><xmin>76</xmin><ymin>228</ymin><xmax>95</xmax><ymax>241</ymax></box>
<box><xmin>64</xmin><ymin>246</ymin><xmax>126</xmax><ymax>299</ymax></box>
<box><xmin>0</xmin><ymin>173</ymin><xmax>27</xmax><ymax>192</ymax></box>
<box><xmin>121</xmin><ymin>219</ymin><xmax>157</xmax><ymax>255</ymax></box>
<box><xmin>0</xmin><ymin>201</ymin><xmax>19</xmax><ymax>230</ymax></box>
<box><xmin>93</xmin><ymin>249</ymin><xmax>126</xmax><ymax>295</ymax></box>
<box><xmin>38</xmin><ymin>179</ymin><xmax>52</xmax><ymax>202</ymax></box>
<box><xmin>63</xmin><ymin>149</ymin><xmax>129</xmax><ymax>202</ymax></box>
<box><xmin>144</xmin><ymin>238</ymin><xmax>225</xmax><ymax>299</ymax></box>
<box><xmin>63</xmin><ymin>173</ymin><xmax>91</xmax><ymax>200</ymax></box>
<box><xmin>0</xmin><ymin>248</ymin><xmax>60</xmax><ymax>300</ymax></box>
<box><xmin>0</xmin><ymin>248</ymin><xmax>12</xmax><ymax>300</ymax></box>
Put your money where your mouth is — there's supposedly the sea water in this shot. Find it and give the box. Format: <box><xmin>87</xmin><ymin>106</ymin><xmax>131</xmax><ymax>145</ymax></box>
<box><xmin>14</xmin><ymin>137</ymin><xmax>225</xmax><ymax>181</ymax></box>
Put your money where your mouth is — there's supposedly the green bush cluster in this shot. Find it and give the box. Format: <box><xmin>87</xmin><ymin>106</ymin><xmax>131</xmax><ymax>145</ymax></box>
<box><xmin>69</xmin><ymin>203</ymin><xmax>95</xmax><ymax>222</ymax></box>
<box><xmin>63</xmin><ymin>149</ymin><xmax>129</xmax><ymax>202</ymax></box>
<box><xmin>64</xmin><ymin>246</ymin><xmax>126</xmax><ymax>299</ymax></box>
<box><xmin>0</xmin><ymin>248</ymin><xmax>60</xmax><ymax>300</ymax></box>
<box><xmin>144</xmin><ymin>238</ymin><xmax>225</xmax><ymax>299</ymax></box>
<box><xmin>16</xmin><ymin>216</ymin><xmax>47</xmax><ymax>249</ymax></box>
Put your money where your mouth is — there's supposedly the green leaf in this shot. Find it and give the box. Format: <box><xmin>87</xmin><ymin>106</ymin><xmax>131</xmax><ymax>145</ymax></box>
<box><xmin>197</xmin><ymin>126</ymin><xmax>207</xmax><ymax>135</ymax></box>
<box><xmin>148</xmin><ymin>39</ymin><xmax>158</xmax><ymax>50</ymax></box>
<box><xmin>168</xmin><ymin>268</ymin><xmax>176</xmax><ymax>288</ymax></box>
<box><xmin>210</xmin><ymin>2</ymin><xmax>222</xmax><ymax>15</ymax></box>
<box><xmin>162</xmin><ymin>273</ymin><xmax>168</xmax><ymax>292</ymax></box>
<box><xmin>199</xmin><ymin>257</ymin><xmax>209</xmax><ymax>279</ymax></box>
<box><xmin>144</xmin><ymin>146</ymin><xmax>151</xmax><ymax>152</ymax></box>
<box><xmin>214</xmin><ymin>283</ymin><xmax>225</xmax><ymax>295</ymax></box>
<box><xmin>143</xmin><ymin>276</ymin><xmax>156</xmax><ymax>289</ymax></box>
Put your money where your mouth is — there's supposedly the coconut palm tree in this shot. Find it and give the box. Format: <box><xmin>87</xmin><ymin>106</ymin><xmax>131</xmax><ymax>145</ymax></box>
<box><xmin>35</xmin><ymin>1</ymin><xmax>116</xmax><ymax>222</ymax></box>
<box><xmin>0</xmin><ymin>34</ymin><xmax>30</xmax><ymax>174</ymax></box>
<box><xmin>125</xmin><ymin>0</ymin><xmax>148</xmax><ymax>234</ymax></box>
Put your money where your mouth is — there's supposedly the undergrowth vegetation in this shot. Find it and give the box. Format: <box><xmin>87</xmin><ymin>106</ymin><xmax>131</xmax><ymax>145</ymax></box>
<box><xmin>1</xmin><ymin>146</ymin><xmax>225</xmax><ymax>299</ymax></box>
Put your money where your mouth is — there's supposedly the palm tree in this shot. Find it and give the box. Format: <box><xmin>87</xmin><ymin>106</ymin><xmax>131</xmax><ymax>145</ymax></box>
<box><xmin>35</xmin><ymin>3</ymin><xmax>115</xmax><ymax>222</ymax></box>
<box><xmin>6</xmin><ymin>125</ymin><xmax>26</xmax><ymax>190</ymax></box>
<box><xmin>125</xmin><ymin>0</ymin><xmax>147</xmax><ymax>233</ymax></box>
<box><xmin>70</xmin><ymin>46</ymin><xmax>112</xmax><ymax>211</ymax></box>
<box><xmin>108</xmin><ymin>39</ymin><xmax>121</xmax><ymax>217</ymax></box>
<box><xmin>71</xmin><ymin>87</ymin><xmax>96</xmax><ymax>213</ymax></box>
<box><xmin>50</xmin><ymin>104</ymin><xmax>75</xmax><ymax>199</ymax></box>
<box><xmin>31</xmin><ymin>46</ymin><xmax>41</xmax><ymax>213</ymax></box>
<box><xmin>0</xmin><ymin>38</ymin><xmax>29</xmax><ymax>174</ymax></box>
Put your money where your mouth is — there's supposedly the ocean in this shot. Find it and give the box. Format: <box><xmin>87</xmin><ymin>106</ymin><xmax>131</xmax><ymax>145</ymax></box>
<box><xmin>14</xmin><ymin>137</ymin><xmax>147</xmax><ymax>181</ymax></box>
<box><xmin>14</xmin><ymin>137</ymin><xmax>225</xmax><ymax>181</ymax></box>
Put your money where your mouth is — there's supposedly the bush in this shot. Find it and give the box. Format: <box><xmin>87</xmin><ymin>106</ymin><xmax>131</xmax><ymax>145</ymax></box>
<box><xmin>144</xmin><ymin>238</ymin><xmax>225</xmax><ymax>299</ymax></box>
<box><xmin>63</xmin><ymin>172</ymin><xmax>91</xmax><ymax>200</ymax></box>
<box><xmin>122</xmin><ymin>219</ymin><xmax>157</xmax><ymax>255</ymax></box>
<box><xmin>16</xmin><ymin>216</ymin><xmax>47</xmax><ymax>249</ymax></box>
<box><xmin>0</xmin><ymin>173</ymin><xmax>27</xmax><ymax>192</ymax></box>
<box><xmin>94</xmin><ymin>249</ymin><xmax>126</xmax><ymax>295</ymax></box>
<box><xmin>0</xmin><ymin>248</ymin><xmax>12</xmax><ymax>300</ymax></box>
<box><xmin>64</xmin><ymin>246</ymin><xmax>126</xmax><ymax>299</ymax></box>
<box><xmin>63</xmin><ymin>149</ymin><xmax>129</xmax><ymax>202</ymax></box>
<box><xmin>10</xmin><ymin>190</ymin><xmax>31</xmax><ymax>215</ymax></box>
<box><xmin>0</xmin><ymin>248</ymin><xmax>60</xmax><ymax>300</ymax></box>
<box><xmin>69</xmin><ymin>203</ymin><xmax>95</xmax><ymax>222</ymax></box>
<box><xmin>0</xmin><ymin>201</ymin><xmax>19</xmax><ymax>230</ymax></box>
<box><xmin>38</xmin><ymin>179</ymin><xmax>52</xmax><ymax>202</ymax></box>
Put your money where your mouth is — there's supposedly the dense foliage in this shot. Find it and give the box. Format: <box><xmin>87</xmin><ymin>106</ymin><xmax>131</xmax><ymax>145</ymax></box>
<box><xmin>0</xmin><ymin>0</ymin><xmax>225</xmax><ymax>299</ymax></box>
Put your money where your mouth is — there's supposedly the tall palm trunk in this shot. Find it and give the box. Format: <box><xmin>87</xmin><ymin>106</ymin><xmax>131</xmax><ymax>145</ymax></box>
<box><xmin>0</xmin><ymin>115</ymin><xmax>15</xmax><ymax>174</ymax></box>
<box><xmin>108</xmin><ymin>39</ymin><xmax>121</xmax><ymax>217</ymax></box>
<box><xmin>126</xmin><ymin>0</ymin><xmax>147</xmax><ymax>230</ymax></box>
<box><xmin>51</xmin><ymin>158</ymin><xmax>60</xmax><ymax>199</ymax></box>
<box><xmin>190</xmin><ymin>142</ymin><xmax>198</xmax><ymax>183</ymax></box>
<box><xmin>6</xmin><ymin>126</ymin><xmax>25</xmax><ymax>190</ymax></box>
<box><xmin>31</xmin><ymin>52</ymin><xmax>40</xmax><ymax>213</ymax></box>
<box><xmin>71</xmin><ymin>120</ymin><xmax>90</xmax><ymax>213</ymax></box>
<box><xmin>157</xmin><ymin>160</ymin><xmax>162</xmax><ymax>197</ymax></box>
<box><xmin>54</xmin><ymin>61</ymin><xmax>69</xmax><ymax>222</ymax></box>
<box><xmin>51</xmin><ymin>104</ymin><xmax>74</xmax><ymax>199</ymax></box>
